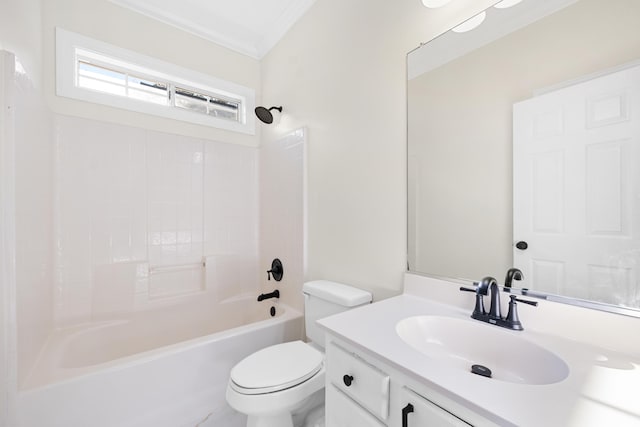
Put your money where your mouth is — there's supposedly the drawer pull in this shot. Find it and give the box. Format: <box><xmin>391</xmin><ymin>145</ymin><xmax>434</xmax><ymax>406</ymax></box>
<box><xmin>343</xmin><ymin>374</ymin><xmax>354</xmax><ymax>387</ymax></box>
<box><xmin>402</xmin><ymin>403</ymin><xmax>414</xmax><ymax>427</ymax></box>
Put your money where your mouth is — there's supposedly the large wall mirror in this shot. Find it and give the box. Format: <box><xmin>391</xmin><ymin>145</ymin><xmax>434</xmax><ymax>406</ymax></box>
<box><xmin>408</xmin><ymin>0</ymin><xmax>640</xmax><ymax>315</ymax></box>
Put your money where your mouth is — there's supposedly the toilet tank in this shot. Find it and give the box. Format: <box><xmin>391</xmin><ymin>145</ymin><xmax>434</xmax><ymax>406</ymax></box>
<box><xmin>303</xmin><ymin>280</ymin><xmax>372</xmax><ymax>348</ymax></box>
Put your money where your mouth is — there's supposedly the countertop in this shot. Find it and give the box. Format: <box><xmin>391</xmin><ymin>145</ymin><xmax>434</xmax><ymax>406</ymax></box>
<box><xmin>318</xmin><ymin>293</ymin><xmax>640</xmax><ymax>427</ymax></box>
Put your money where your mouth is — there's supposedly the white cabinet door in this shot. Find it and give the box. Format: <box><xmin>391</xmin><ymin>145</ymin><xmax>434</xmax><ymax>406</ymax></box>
<box><xmin>326</xmin><ymin>384</ymin><xmax>386</xmax><ymax>427</ymax></box>
<box><xmin>400</xmin><ymin>387</ymin><xmax>472</xmax><ymax>427</ymax></box>
<box><xmin>513</xmin><ymin>63</ymin><xmax>640</xmax><ymax>304</ymax></box>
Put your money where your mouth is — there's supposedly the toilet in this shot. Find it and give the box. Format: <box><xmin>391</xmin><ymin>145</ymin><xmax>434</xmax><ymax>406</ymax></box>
<box><xmin>226</xmin><ymin>280</ymin><xmax>372</xmax><ymax>427</ymax></box>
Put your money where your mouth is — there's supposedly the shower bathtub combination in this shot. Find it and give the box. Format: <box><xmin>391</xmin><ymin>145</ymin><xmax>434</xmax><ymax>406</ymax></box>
<box><xmin>17</xmin><ymin>296</ymin><xmax>303</xmax><ymax>427</ymax></box>
<box><xmin>2</xmin><ymin>46</ymin><xmax>308</xmax><ymax>426</ymax></box>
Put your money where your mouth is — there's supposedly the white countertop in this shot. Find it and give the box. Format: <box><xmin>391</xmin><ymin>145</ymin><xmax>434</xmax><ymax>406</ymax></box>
<box><xmin>318</xmin><ymin>293</ymin><xmax>640</xmax><ymax>427</ymax></box>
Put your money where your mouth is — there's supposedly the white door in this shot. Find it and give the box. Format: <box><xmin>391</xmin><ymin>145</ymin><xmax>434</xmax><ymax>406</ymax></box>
<box><xmin>513</xmin><ymin>63</ymin><xmax>640</xmax><ymax>307</ymax></box>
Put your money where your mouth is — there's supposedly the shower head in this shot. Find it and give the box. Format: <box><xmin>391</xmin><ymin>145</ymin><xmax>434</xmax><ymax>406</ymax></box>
<box><xmin>255</xmin><ymin>106</ymin><xmax>283</xmax><ymax>124</ymax></box>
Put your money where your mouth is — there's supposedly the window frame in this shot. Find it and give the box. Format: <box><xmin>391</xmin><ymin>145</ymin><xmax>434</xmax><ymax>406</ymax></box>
<box><xmin>56</xmin><ymin>27</ymin><xmax>256</xmax><ymax>135</ymax></box>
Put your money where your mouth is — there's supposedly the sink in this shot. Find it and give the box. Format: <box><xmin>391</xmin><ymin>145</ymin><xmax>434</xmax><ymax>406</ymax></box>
<box><xmin>396</xmin><ymin>315</ymin><xmax>569</xmax><ymax>385</ymax></box>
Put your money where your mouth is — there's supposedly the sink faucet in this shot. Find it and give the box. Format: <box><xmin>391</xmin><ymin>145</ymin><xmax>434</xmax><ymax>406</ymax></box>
<box><xmin>464</xmin><ymin>276</ymin><xmax>495</xmax><ymax>321</ymax></box>
<box><xmin>488</xmin><ymin>280</ymin><xmax>502</xmax><ymax>319</ymax></box>
<box><xmin>476</xmin><ymin>276</ymin><xmax>494</xmax><ymax>295</ymax></box>
<box><xmin>504</xmin><ymin>268</ymin><xmax>523</xmax><ymax>292</ymax></box>
<box><xmin>476</xmin><ymin>276</ymin><xmax>502</xmax><ymax>320</ymax></box>
<box><xmin>460</xmin><ymin>275</ymin><xmax>538</xmax><ymax>330</ymax></box>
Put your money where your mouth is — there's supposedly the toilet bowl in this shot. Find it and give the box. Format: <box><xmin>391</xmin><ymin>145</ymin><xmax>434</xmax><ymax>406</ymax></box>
<box><xmin>226</xmin><ymin>281</ymin><xmax>372</xmax><ymax>427</ymax></box>
<box><xmin>226</xmin><ymin>341</ymin><xmax>325</xmax><ymax>427</ymax></box>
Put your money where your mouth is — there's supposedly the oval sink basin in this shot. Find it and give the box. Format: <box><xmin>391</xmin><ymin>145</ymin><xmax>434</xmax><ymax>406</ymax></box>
<box><xmin>396</xmin><ymin>315</ymin><xmax>569</xmax><ymax>385</ymax></box>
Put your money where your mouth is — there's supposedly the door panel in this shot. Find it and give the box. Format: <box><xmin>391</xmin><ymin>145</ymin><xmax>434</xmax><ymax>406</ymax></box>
<box><xmin>513</xmin><ymin>63</ymin><xmax>640</xmax><ymax>306</ymax></box>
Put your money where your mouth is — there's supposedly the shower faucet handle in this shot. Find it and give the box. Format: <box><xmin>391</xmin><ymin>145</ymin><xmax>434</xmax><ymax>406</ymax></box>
<box><xmin>267</xmin><ymin>258</ymin><xmax>284</xmax><ymax>281</ymax></box>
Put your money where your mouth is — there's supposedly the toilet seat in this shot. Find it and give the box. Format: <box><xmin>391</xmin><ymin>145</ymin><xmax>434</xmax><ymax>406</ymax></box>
<box><xmin>230</xmin><ymin>341</ymin><xmax>324</xmax><ymax>395</ymax></box>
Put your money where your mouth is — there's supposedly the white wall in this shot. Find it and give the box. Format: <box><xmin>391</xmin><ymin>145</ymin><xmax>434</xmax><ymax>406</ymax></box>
<box><xmin>0</xmin><ymin>0</ymin><xmax>43</xmax><ymax>87</ymax></box>
<box><xmin>260</xmin><ymin>0</ymin><xmax>496</xmax><ymax>298</ymax></box>
<box><xmin>41</xmin><ymin>0</ymin><xmax>261</xmax><ymax>147</ymax></box>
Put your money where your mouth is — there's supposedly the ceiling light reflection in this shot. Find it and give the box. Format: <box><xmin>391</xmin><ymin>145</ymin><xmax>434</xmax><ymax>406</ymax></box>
<box><xmin>421</xmin><ymin>0</ymin><xmax>452</xmax><ymax>8</ymax></box>
<box><xmin>452</xmin><ymin>11</ymin><xmax>486</xmax><ymax>33</ymax></box>
<box><xmin>494</xmin><ymin>0</ymin><xmax>524</xmax><ymax>8</ymax></box>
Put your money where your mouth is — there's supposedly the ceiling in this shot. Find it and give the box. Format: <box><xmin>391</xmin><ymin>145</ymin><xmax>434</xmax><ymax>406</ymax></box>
<box><xmin>109</xmin><ymin>0</ymin><xmax>317</xmax><ymax>59</ymax></box>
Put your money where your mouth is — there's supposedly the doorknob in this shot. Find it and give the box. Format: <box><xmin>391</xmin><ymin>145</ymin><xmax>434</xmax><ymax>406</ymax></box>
<box><xmin>515</xmin><ymin>241</ymin><xmax>528</xmax><ymax>250</ymax></box>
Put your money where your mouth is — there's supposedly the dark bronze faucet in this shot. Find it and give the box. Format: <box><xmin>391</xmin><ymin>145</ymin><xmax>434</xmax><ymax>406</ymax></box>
<box><xmin>460</xmin><ymin>274</ymin><xmax>538</xmax><ymax>331</ymax></box>
<box><xmin>257</xmin><ymin>289</ymin><xmax>280</xmax><ymax>301</ymax></box>
<box><xmin>488</xmin><ymin>280</ymin><xmax>502</xmax><ymax>319</ymax></box>
<box><xmin>503</xmin><ymin>267</ymin><xmax>523</xmax><ymax>292</ymax></box>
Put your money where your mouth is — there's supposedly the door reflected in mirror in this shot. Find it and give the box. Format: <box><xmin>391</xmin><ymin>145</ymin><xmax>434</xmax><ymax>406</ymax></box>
<box><xmin>407</xmin><ymin>0</ymin><xmax>640</xmax><ymax>313</ymax></box>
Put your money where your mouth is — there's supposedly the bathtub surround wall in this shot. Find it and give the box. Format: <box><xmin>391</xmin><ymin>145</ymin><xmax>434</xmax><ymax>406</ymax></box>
<box><xmin>0</xmin><ymin>49</ymin><xmax>55</xmax><ymax>411</ymax></box>
<box><xmin>1</xmin><ymin>1</ymin><xmax>52</xmax><ymax>421</ymax></box>
<box><xmin>11</xmin><ymin>117</ymin><xmax>307</xmax><ymax>426</ymax></box>
<box><xmin>53</xmin><ymin>114</ymin><xmax>259</xmax><ymax>326</ymax></box>
<box><xmin>1</xmin><ymin>48</ymin><xmax>54</xmax><ymax>425</ymax></box>
<box><xmin>0</xmin><ymin>50</ymin><xmax>18</xmax><ymax>427</ymax></box>
<box><xmin>6</xmin><ymin>69</ymin><xmax>306</xmax><ymax>425</ymax></box>
<box><xmin>4</xmin><ymin>80</ymin><xmax>306</xmax><ymax>426</ymax></box>
<box><xmin>4</xmin><ymin>5</ymin><xmax>309</xmax><ymax>425</ymax></box>
<box><xmin>14</xmin><ymin>52</ymin><xmax>55</xmax><ymax>395</ymax></box>
<box><xmin>259</xmin><ymin>129</ymin><xmax>307</xmax><ymax>313</ymax></box>
<box><xmin>3</xmin><ymin>0</ymin><xmax>265</xmax><ymax>410</ymax></box>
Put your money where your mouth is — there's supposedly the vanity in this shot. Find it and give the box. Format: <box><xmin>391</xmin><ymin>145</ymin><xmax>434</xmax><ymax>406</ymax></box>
<box><xmin>318</xmin><ymin>273</ymin><xmax>640</xmax><ymax>427</ymax></box>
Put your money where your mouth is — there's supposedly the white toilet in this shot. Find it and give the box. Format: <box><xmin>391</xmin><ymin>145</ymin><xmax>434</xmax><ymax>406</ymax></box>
<box><xmin>226</xmin><ymin>280</ymin><xmax>372</xmax><ymax>427</ymax></box>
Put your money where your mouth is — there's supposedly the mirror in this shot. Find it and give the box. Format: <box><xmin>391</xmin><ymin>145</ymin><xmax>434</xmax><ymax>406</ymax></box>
<box><xmin>408</xmin><ymin>0</ymin><xmax>640</xmax><ymax>315</ymax></box>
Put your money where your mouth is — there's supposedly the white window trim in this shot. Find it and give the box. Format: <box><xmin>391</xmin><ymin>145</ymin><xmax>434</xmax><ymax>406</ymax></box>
<box><xmin>56</xmin><ymin>27</ymin><xmax>256</xmax><ymax>135</ymax></box>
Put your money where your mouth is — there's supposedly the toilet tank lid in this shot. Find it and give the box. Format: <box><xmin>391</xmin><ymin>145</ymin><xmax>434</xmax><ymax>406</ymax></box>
<box><xmin>303</xmin><ymin>280</ymin><xmax>372</xmax><ymax>307</ymax></box>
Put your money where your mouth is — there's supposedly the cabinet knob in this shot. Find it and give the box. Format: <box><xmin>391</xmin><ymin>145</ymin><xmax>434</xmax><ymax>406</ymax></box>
<box><xmin>515</xmin><ymin>241</ymin><xmax>528</xmax><ymax>250</ymax></box>
<box><xmin>342</xmin><ymin>374</ymin><xmax>354</xmax><ymax>387</ymax></box>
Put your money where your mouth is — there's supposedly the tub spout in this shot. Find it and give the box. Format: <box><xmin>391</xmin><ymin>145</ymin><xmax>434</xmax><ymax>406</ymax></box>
<box><xmin>257</xmin><ymin>290</ymin><xmax>280</xmax><ymax>301</ymax></box>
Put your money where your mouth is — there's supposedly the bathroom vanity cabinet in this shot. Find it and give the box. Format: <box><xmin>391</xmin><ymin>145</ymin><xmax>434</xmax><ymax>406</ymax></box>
<box><xmin>325</xmin><ymin>336</ymin><xmax>497</xmax><ymax>427</ymax></box>
<box><xmin>319</xmin><ymin>275</ymin><xmax>640</xmax><ymax>426</ymax></box>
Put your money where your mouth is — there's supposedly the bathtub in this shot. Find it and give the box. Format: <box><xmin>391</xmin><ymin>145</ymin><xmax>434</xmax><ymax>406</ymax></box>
<box><xmin>16</xmin><ymin>296</ymin><xmax>303</xmax><ymax>427</ymax></box>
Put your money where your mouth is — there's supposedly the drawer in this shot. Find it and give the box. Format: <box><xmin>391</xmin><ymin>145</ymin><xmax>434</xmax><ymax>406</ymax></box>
<box><xmin>326</xmin><ymin>385</ymin><xmax>386</xmax><ymax>427</ymax></box>
<box><xmin>327</xmin><ymin>342</ymin><xmax>390</xmax><ymax>420</ymax></box>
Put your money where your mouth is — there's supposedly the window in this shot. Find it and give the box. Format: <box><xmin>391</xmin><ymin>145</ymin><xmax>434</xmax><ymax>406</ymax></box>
<box><xmin>77</xmin><ymin>59</ymin><xmax>169</xmax><ymax>105</ymax></box>
<box><xmin>56</xmin><ymin>28</ymin><xmax>255</xmax><ymax>134</ymax></box>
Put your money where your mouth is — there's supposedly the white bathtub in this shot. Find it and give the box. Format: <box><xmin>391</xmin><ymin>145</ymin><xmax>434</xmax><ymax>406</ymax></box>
<box><xmin>16</xmin><ymin>296</ymin><xmax>303</xmax><ymax>427</ymax></box>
